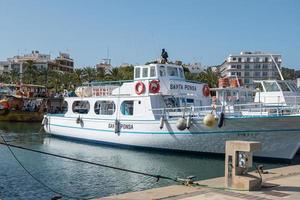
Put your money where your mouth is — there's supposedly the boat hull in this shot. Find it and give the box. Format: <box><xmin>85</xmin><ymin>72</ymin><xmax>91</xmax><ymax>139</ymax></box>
<box><xmin>0</xmin><ymin>110</ymin><xmax>44</xmax><ymax>122</ymax></box>
<box><xmin>44</xmin><ymin>114</ymin><xmax>300</xmax><ymax>160</ymax></box>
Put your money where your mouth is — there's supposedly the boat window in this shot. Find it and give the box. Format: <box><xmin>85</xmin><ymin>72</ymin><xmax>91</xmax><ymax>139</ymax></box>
<box><xmin>164</xmin><ymin>97</ymin><xmax>180</xmax><ymax>108</ymax></box>
<box><xmin>278</xmin><ymin>82</ymin><xmax>291</xmax><ymax>92</ymax></box>
<box><xmin>187</xmin><ymin>98</ymin><xmax>194</xmax><ymax>104</ymax></box>
<box><xmin>72</xmin><ymin>101</ymin><xmax>90</xmax><ymax>114</ymax></box>
<box><xmin>254</xmin><ymin>82</ymin><xmax>264</xmax><ymax>92</ymax></box>
<box><xmin>167</xmin><ymin>66</ymin><xmax>178</xmax><ymax>77</ymax></box>
<box><xmin>135</xmin><ymin>68</ymin><xmax>141</xmax><ymax>79</ymax></box>
<box><xmin>94</xmin><ymin>101</ymin><xmax>115</xmax><ymax>115</ymax></box>
<box><xmin>150</xmin><ymin>66</ymin><xmax>156</xmax><ymax>77</ymax></box>
<box><xmin>120</xmin><ymin>101</ymin><xmax>134</xmax><ymax>116</ymax></box>
<box><xmin>263</xmin><ymin>81</ymin><xmax>280</xmax><ymax>92</ymax></box>
<box><xmin>286</xmin><ymin>82</ymin><xmax>298</xmax><ymax>92</ymax></box>
<box><xmin>142</xmin><ymin>68</ymin><xmax>148</xmax><ymax>78</ymax></box>
<box><xmin>178</xmin><ymin>68</ymin><xmax>184</xmax><ymax>78</ymax></box>
<box><xmin>159</xmin><ymin>66</ymin><xmax>166</xmax><ymax>77</ymax></box>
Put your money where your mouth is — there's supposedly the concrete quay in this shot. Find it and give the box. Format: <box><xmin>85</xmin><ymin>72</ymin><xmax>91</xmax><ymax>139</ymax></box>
<box><xmin>98</xmin><ymin>164</ymin><xmax>300</xmax><ymax>200</ymax></box>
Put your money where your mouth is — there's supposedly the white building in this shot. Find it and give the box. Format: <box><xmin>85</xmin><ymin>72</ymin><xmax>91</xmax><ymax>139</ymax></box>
<box><xmin>185</xmin><ymin>62</ymin><xmax>204</xmax><ymax>74</ymax></box>
<box><xmin>219</xmin><ymin>51</ymin><xmax>282</xmax><ymax>88</ymax></box>
<box><xmin>0</xmin><ymin>61</ymin><xmax>11</xmax><ymax>74</ymax></box>
<box><xmin>2</xmin><ymin>51</ymin><xmax>74</xmax><ymax>75</ymax></box>
<box><xmin>6</xmin><ymin>50</ymin><xmax>52</xmax><ymax>74</ymax></box>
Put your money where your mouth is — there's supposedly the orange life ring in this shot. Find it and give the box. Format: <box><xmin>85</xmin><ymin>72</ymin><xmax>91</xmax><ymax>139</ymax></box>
<box><xmin>135</xmin><ymin>81</ymin><xmax>145</xmax><ymax>95</ymax></box>
<box><xmin>149</xmin><ymin>80</ymin><xmax>160</xmax><ymax>94</ymax></box>
<box><xmin>203</xmin><ymin>85</ymin><xmax>210</xmax><ymax>97</ymax></box>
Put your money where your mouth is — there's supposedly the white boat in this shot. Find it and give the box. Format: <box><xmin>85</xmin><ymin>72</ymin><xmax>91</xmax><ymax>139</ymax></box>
<box><xmin>43</xmin><ymin>63</ymin><xmax>300</xmax><ymax>160</ymax></box>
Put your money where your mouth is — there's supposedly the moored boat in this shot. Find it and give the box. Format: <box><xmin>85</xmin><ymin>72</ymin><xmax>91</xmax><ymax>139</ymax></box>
<box><xmin>43</xmin><ymin>62</ymin><xmax>300</xmax><ymax>160</ymax></box>
<box><xmin>0</xmin><ymin>84</ymin><xmax>47</xmax><ymax>122</ymax></box>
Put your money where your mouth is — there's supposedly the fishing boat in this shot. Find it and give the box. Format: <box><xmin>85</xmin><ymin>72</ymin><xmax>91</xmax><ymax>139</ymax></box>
<box><xmin>42</xmin><ymin>63</ymin><xmax>300</xmax><ymax>160</ymax></box>
<box><xmin>0</xmin><ymin>84</ymin><xmax>47</xmax><ymax>122</ymax></box>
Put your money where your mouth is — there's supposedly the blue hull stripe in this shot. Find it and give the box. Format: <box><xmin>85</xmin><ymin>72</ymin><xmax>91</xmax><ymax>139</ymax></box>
<box><xmin>49</xmin><ymin>123</ymin><xmax>300</xmax><ymax>135</ymax></box>
<box><xmin>46</xmin><ymin>114</ymin><xmax>300</xmax><ymax>122</ymax></box>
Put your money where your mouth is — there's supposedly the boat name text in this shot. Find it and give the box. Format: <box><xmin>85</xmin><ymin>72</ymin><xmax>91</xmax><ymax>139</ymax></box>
<box><xmin>170</xmin><ymin>84</ymin><xmax>196</xmax><ymax>91</ymax></box>
<box><xmin>108</xmin><ymin>123</ymin><xmax>133</xmax><ymax>129</ymax></box>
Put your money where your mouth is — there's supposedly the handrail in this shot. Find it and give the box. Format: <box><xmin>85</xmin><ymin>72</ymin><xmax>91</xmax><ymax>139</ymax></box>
<box><xmin>83</xmin><ymin>80</ymin><xmax>134</xmax><ymax>86</ymax></box>
<box><xmin>150</xmin><ymin>101</ymin><xmax>300</xmax><ymax>118</ymax></box>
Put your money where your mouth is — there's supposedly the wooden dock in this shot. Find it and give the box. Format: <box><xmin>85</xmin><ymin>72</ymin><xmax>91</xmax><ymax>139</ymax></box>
<box><xmin>98</xmin><ymin>164</ymin><xmax>300</xmax><ymax>200</ymax></box>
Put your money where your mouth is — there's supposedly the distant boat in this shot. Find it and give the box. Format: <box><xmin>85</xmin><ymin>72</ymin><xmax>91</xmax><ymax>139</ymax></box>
<box><xmin>0</xmin><ymin>83</ymin><xmax>47</xmax><ymax>122</ymax></box>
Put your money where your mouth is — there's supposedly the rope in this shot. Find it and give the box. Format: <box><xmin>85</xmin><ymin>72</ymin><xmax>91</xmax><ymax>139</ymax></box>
<box><xmin>0</xmin><ymin>135</ymin><xmax>89</xmax><ymax>200</ymax></box>
<box><xmin>0</xmin><ymin>135</ymin><xmax>255</xmax><ymax>197</ymax></box>
<box><xmin>0</xmin><ymin>140</ymin><xmax>177</xmax><ymax>182</ymax></box>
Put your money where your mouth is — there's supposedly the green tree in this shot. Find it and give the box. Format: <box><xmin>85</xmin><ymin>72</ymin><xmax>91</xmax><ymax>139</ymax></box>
<box><xmin>198</xmin><ymin>67</ymin><xmax>218</xmax><ymax>88</ymax></box>
<box><xmin>82</xmin><ymin>67</ymin><xmax>96</xmax><ymax>83</ymax></box>
<box><xmin>0</xmin><ymin>72</ymin><xmax>11</xmax><ymax>83</ymax></box>
<box><xmin>23</xmin><ymin>60</ymin><xmax>38</xmax><ymax>84</ymax></box>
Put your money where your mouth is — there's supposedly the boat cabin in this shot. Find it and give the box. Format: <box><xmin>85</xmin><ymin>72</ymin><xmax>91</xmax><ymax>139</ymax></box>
<box><xmin>254</xmin><ymin>80</ymin><xmax>300</xmax><ymax>105</ymax></box>
<box><xmin>64</xmin><ymin>64</ymin><xmax>211</xmax><ymax>120</ymax></box>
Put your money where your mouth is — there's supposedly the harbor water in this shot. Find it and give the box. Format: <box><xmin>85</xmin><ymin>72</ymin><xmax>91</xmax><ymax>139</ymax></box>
<box><xmin>0</xmin><ymin>122</ymin><xmax>297</xmax><ymax>200</ymax></box>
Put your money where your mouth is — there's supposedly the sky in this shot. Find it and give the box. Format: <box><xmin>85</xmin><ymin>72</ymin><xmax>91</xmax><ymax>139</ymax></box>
<box><xmin>0</xmin><ymin>0</ymin><xmax>299</xmax><ymax>68</ymax></box>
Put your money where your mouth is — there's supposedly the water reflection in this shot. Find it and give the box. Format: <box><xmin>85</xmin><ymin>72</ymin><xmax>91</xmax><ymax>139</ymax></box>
<box><xmin>0</xmin><ymin>122</ymin><xmax>294</xmax><ymax>199</ymax></box>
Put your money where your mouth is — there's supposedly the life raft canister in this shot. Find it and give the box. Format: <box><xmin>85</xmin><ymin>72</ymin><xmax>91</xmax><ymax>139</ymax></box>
<box><xmin>202</xmin><ymin>85</ymin><xmax>210</xmax><ymax>97</ymax></box>
<box><xmin>135</xmin><ymin>81</ymin><xmax>145</xmax><ymax>95</ymax></box>
<box><xmin>149</xmin><ymin>80</ymin><xmax>160</xmax><ymax>94</ymax></box>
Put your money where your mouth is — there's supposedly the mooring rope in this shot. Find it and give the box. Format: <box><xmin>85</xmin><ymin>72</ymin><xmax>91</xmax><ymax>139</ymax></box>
<box><xmin>0</xmin><ymin>135</ymin><xmax>254</xmax><ymax>199</ymax></box>
<box><xmin>0</xmin><ymin>135</ymin><xmax>89</xmax><ymax>200</ymax></box>
<box><xmin>0</xmin><ymin>136</ymin><xmax>179</xmax><ymax>199</ymax></box>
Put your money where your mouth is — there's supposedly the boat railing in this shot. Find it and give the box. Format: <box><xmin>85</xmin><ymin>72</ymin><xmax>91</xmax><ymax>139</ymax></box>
<box><xmin>78</xmin><ymin>80</ymin><xmax>134</xmax><ymax>97</ymax></box>
<box><xmin>151</xmin><ymin>101</ymin><xmax>300</xmax><ymax>119</ymax></box>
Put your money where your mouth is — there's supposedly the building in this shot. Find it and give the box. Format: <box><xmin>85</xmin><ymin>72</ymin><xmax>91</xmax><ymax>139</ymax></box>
<box><xmin>7</xmin><ymin>50</ymin><xmax>51</xmax><ymax>73</ymax></box>
<box><xmin>184</xmin><ymin>62</ymin><xmax>204</xmax><ymax>74</ymax></box>
<box><xmin>96</xmin><ymin>58</ymin><xmax>112</xmax><ymax>74</ymax></box>
<box><xmin>0</xmin><ymin>61</ymin><xmax>11</xmax><ymax>74</ymax></box>
<box><xmin>2</xmin><ymin>50</ymin><xmax>74</xmax><ymax>75</ymax></box>
<box><xmin>219</xmin><ymin>51</ymin><xmax>282</xmax><ymax>88</ymax></box>
<box><xmin>49</xmin><ymin>52</ymin><xmax>74</xmax><ymax>72</ymax></box>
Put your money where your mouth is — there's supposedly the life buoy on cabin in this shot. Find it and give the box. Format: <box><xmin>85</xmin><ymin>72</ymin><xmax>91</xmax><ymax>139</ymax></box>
<box><xmin>149</xmin><ymin>80</ymin><xmax>160</xmax><ymax>94</ymax></box>
<box><xmin>135</xmin><ymin>81</ymin><xmax>145</xmax><ymax>95</ymax></box>
<box><xmin>202</xmin><ymin>85</ymin><xmax>210</xmax><ymax>97</ymax></box>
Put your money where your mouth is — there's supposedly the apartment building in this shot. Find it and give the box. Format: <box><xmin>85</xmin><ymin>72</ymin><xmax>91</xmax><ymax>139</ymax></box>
<box><xmin>219</xmin><ymin>51</ymin><xmax>282</xmax><ymax>88</ymax></box>
<box><xmin>1</xmin><ymin>50</ymin><xmax>74</xmax><ymax>74</ymax></box>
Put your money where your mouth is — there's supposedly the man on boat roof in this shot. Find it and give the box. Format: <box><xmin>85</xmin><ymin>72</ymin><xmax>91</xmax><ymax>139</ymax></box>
<box><xmin>161</xmin><ymin>49</ymin><xmax>168</xmax><ymax>64</ymax></box>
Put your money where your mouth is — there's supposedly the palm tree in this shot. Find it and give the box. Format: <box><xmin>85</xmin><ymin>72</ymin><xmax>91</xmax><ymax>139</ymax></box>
<box><xmin>106</xmin><ymin>67</ymin><xmax>122</xmax><ymax>81</ymax></box>
<box><xmin>198</xmin><ymin>67</ymin><xmax>218</xmax><ymax>88</ymax></box>
<box><xmin>23</xmin><ymin>60</ymin><xmax>38</xmax><ymax>84</ymax></box>
<box><xmin>118</xmin><ymin>65</ymin><xmax>134</xmax><ymax>80</ymax></box>
<box><xmin>95</xmin><ymin>67</ymin><xmax>106</xmax><ymax>81</ymax></box>
<box><xmin>82</xmin><ymin>67</ymin><xmax>96</xmax><ymax>83</ymax></box>
<box><xmin>73</xmin><ymin>68</ymin><xmax>84</xmax><ymax>86</ymax></box>
<box><xmin>9</xmin><ymin>69</ymin><xmax>20</xmax><ymax>84</ymax></box>
<box><xmin>0</xmin><ymin>72</ymin><xmax>11</xmax><ymax>83</ymax></box>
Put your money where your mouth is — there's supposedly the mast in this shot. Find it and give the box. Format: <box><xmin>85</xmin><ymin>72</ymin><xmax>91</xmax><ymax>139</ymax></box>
<box><xmin>269</xmin><ymin>54</ymin><xmax>284</xmax><ymax>81</ymax></box>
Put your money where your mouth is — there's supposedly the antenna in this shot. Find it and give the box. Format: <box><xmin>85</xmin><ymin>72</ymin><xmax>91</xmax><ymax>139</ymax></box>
<box><xmin>106</xmin><ymin>47</ymin><xmax>110</xmax><ymax>60</ymax></box>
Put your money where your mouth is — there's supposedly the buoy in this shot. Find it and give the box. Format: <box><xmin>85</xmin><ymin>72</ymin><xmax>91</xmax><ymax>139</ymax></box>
<box><xmin>159</xmin><ymin>116</ymin><xmax>164</xmax><ymax>129</ymax></box>
<box><xmin>203</xmin><ymin>113</ymin><xmax>216</xmax><ymax>128</ymax></box>
<box><xmin>186</xmin><ymin>116</ymin><xmax>192</xmax><ymax>129</ymax></box>
<box><xmin>218</xmin><ymin>112</ymin><xmax>225</xmax><ymax>128</ymax></box>
<box><xmin>176</xmin><ymin>117</ymin><xmax>187</xmax><ymax>130</ymax></box>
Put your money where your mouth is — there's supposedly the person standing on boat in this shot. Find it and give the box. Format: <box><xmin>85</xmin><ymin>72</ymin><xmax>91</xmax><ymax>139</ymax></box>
<box><xmin>161</xmin><ymin>48</ymin><xmax>168</xmax><ymax>63</ymax></box>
